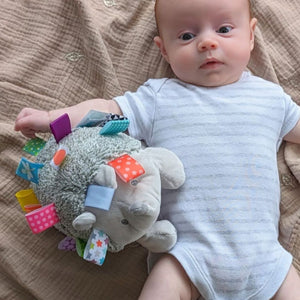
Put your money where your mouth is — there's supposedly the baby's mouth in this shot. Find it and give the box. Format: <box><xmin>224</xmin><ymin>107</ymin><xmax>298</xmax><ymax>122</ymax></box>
<box><xmin>200</xmin><ymin>58</ymin><xmax>223</xmax><ymax>69</ymax></box>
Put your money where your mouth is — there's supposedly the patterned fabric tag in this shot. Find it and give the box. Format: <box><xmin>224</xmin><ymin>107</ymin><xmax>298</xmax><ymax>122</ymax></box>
<box><xmin>16</xmin><ymin>157</ymin><xmax>44</xmax><ymax>184</ymax></box>
<box><xmin>23</xmin><ymin>137</ymin><xmax>46</xmax><ymax>156</ymax></box>
<box><xmin>77</xmin><ymin>111</ymin><xmax>128</xmax><ymax>129</ymax></box>
<box><xmin>25</xmin><ymin>203</ymin><xmax>59</xmax><ymax>234</ymax></box>
<box><xmin>100</xmin><ymin>119</ymin><xmax>129</xmax><ymax>135</ymax></box>
<box><xmin>83</xmin><ymin>229</ymin><xmax>109</xmax><ymax>266</ymax></box>
<box><xmin>103</xmin><ymin>113</ymin><xmax>128</xmax><ymax>125</ymax></box>
<box><xmin>107</xmin><ymin>154</ymin><xmax>145</xmax><ymax>182</ymax></box>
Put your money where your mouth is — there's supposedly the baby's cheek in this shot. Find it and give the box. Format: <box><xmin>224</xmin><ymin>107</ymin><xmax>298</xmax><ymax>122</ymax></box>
<box><xmin>170</xmin><ymin>52</ymin><xmax>194</xmax><ymax>76</ymax></box>
<box><xmin>227</xmin><ymin>43</ymin><xmax>251</xmax><ymax>68</ymax></box>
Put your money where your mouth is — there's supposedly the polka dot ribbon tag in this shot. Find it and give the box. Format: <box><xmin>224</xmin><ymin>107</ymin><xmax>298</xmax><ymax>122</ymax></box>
<box><xmin>25</xmin><ymin>203</ymin><xmax>59</xmax><ymax>234</ymax></box>
<box><xmin>23</xmin><ymin>137</ymin><xmax>46</xmax><ymax>156</ymax></box>
<box><xmin>107</xmin><ymin>154</ymin><xmax>145</xmax><ymax>183</ymax></box>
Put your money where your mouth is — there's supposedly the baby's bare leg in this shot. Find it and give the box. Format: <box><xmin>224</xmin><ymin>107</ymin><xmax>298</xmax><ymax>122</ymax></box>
<box><xmin>272</xmin><ymin>265</ymin><xmax>300</xmax><ymax>300</ymax></box>
<box><xmin>138</xmin><ymin>254</ymin><xmax>200</xmax><ymax>300</ymax></box>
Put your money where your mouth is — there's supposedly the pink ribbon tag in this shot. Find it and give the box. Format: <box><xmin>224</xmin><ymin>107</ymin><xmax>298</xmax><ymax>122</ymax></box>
<box><xmin>25</xmin><ymin>203</ymin><xmax>59</xmax><ymax>234</ymax></box>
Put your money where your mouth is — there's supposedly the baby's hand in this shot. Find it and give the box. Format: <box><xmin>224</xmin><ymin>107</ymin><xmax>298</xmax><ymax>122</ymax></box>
<box><xmin>14</xmin><ymin>108</ymin><xmax>51</xmax><ymax>138</ymax></box>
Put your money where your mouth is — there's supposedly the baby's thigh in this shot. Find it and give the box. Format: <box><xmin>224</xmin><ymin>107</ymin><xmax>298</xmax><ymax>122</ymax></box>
<box><xmin>271</xmin><ymin>265</ymin><xmax>300</xmax><ymax>300</ymax></box>
<box><xmin>139</xmin><ymin>254</ymin><xmax>200</xmax><ymax>300</ymax></box>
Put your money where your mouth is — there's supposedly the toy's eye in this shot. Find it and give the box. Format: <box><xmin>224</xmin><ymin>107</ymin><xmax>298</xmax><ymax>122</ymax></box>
<box><xmin>131</xmin><ymin>179</ymin><xmax>139</xmax><ymax>186</ymax></box>
<box><xmin>179</xmin><ymin>32</ymin><xmax>196</xmax><ymax>41</ymax></box>
<box><xmin>121</xmin><ymin>219</ymin><xmax>129</xmax><ymax>225</ymax></box>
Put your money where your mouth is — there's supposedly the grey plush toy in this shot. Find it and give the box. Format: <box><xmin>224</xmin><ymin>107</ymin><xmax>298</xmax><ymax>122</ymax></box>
<box><xmin>17</xmin><ymin>113</ymin><xmax>185</xmax><ymax>265</ymax></box>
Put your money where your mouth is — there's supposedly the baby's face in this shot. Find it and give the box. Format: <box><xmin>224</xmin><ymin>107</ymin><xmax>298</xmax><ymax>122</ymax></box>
<box><xmin>154</xmin><ymin>0</ymin><xmax>256</xmax><ymax>87</ymax></box>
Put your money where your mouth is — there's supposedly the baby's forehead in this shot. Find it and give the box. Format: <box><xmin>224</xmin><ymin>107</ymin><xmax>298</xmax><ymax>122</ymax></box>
<box><xmin>155</xmin><ymin>0</ymin><xmax>251</xmax><ymax>14</ymax></box>
<box><xmin>155</xmin><ymin>0</ymin><xmax>251</xmax><ymax>25</ymax></box>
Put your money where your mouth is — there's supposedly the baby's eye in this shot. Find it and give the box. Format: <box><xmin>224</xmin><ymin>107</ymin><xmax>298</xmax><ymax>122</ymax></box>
<box><xmin>216</xmin><ymin>26</ymin><xmax>233</xmax><ymax>34</ymax></box>
<box><xmin>179</xmin><ymin>32</ymin><xmax>196</xmax><ymax>41</ymax></box>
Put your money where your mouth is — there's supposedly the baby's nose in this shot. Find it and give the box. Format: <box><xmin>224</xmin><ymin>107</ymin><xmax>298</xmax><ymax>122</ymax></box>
<box><xmin>198</xmin><ymin>39</ymin><xmax>218</xmax><ymax>52</ymax></box>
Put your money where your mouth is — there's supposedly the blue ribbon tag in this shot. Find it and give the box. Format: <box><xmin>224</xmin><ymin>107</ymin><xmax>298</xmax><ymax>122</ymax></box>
<box><xmin>16</xmin><ymin>157</ymin><xmax>44</xmax><ymax>184</ymax></box>
<box><xmin>76</xmin><ymin>110</ymin><xmax>110</xmax><ymax>128</ymax></box>
<box><xmin>100</xmin><ymin>119</ymin><xmax>129</xmax><ymax>135</ymax></box>
<box><xmin>85</xmin><ymin>185</ymin><xmax>115</xmax><ymax>211</ymax></box>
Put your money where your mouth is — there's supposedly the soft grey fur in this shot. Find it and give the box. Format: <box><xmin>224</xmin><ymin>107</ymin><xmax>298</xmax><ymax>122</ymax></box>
<box><xmin>33</xmin><ymin>127</ymin><xmax>141</xmax><ymax>240</ymax></box>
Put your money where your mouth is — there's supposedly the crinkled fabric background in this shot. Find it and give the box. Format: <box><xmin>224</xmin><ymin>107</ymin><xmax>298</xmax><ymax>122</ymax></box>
<box><xmin>0</xmin><ymin>0</ymin><xmax>299</xmax><ymax>299</ymax></box>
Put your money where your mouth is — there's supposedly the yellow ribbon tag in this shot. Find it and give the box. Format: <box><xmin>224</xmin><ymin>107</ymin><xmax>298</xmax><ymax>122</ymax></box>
<box><xmin>15</xmin><ymin>189</ymin><xmax>40</xmax><ymax>212</ymax></box>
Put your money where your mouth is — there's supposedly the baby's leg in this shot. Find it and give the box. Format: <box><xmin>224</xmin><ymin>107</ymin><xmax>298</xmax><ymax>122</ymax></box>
<box><xmin>272</xmin><ymin>264</ymin><xmax>300</xmax><ymax>300</ymax></box>
<box><xmin>138</xmin><ymin>254</ymin><xmax>200</xmax><ymax>300</ymax></box>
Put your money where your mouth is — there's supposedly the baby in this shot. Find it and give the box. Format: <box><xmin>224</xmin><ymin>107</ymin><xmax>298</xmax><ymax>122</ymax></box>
<box><xmin>15</xmin><ymin>0</ymin><xmax>300</xmax><ymax>299</ymax></box>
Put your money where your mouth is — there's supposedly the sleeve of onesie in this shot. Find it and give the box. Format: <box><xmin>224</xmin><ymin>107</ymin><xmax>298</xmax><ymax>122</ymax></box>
<box><xmin>279</xmin><ymin>92</ymin><xmax>300</xmax><ymax>139</ymax></box>
<box><xmin>114</xmin><ymin>80</ymin><xmax>157</xmax><ymax>145</ymax></box>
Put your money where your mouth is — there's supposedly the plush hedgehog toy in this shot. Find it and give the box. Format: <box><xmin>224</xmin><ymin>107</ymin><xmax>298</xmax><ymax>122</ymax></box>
<box><xmin>15</xmin><ymin>111</ymin><xmax>185</xmax><ymax>266</ymax></box>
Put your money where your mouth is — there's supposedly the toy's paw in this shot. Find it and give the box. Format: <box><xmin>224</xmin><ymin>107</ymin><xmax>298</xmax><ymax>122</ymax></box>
<box><xmin>137</xmin><ymin>220</ymin><xmax>177</xmax><ymax>253</ymax></box>
<box><xmin>72</xmin><ymin>212</ymin><xmax>96</xmax><ymax>231</ymax></box>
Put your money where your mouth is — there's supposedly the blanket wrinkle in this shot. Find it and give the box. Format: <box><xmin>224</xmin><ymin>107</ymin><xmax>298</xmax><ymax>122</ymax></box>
<box><xmin>1</xmin><ymin>0</ymin><xmax>300</xmax><ymax>299</ymax></box>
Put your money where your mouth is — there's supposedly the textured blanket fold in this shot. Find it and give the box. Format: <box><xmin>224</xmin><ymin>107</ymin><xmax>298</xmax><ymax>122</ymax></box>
<box><xmin>1</xmin><ymin>0</ymin><xmax>300</xmax><ymax>299</ymax></box>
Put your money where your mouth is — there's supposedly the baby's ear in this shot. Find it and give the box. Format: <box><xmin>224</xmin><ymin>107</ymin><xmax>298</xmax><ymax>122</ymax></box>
<box><xmin>249</xmin><ymin>18</ymin><xmax>257</xmax><ymax>51</ymax></box>
<box><xmin>154</xmin><ymin>36</ymin><xmax>170</xmax><ymax>63</ymax></box>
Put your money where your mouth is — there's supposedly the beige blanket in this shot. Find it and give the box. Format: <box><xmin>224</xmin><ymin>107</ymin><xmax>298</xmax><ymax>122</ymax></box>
<box><xmin>1</xmin><ymin>0</ymin><xmax>300</xmax><ymax>299</ymax></box>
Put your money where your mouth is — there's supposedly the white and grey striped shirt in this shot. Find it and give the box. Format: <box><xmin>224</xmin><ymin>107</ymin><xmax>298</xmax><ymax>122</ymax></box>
<box><xmin>115</xmin><ymin>71</ymin><xmax>300</xmax><ymax>299</ymax></box>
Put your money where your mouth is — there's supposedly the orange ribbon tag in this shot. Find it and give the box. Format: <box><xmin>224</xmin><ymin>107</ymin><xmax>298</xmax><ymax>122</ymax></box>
<box><xmin>50</xmin><ymin>145</ymin><xmax>68</xmax><ymax>169</ymax></box>
<box><xmin>107</xmin><ymin>154</ymin><xmax>145</xmax><ymax>183</ymax></box>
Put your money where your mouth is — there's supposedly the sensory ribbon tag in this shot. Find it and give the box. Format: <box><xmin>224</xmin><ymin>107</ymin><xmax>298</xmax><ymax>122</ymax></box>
<box><xmin>25</xmin><ymin>203</ymin><xmax>59</xmax><ymax>234</ymax></box>
<box><xmin>76</xmin><ymin>238</ymin><xmax>87</xmax><ymax>257</ymax></box>
<box><xmin>85</xmin><ymin>185</ymin><xmax>115</xmax><ymax>211</ymax></box>
<box><xmin>24</xmin><ymin>204</ymin><xmax>42</xmax><ymax>213</ymax></box>
<box><xmin>100</xmin><ymin>119</ymin><xmax>129</xmax><ymax>135</ymax></box>
<box><xmin>50</xmin><ymin>145</ymin><xmax>68</xmax><ymax>169</ymax></box>
<box><xmin>107</xmin><ymin>154</ymin><xmax>145</xmax><ymax>183</ymax></box>
<box><xmin>16</xmin><ymin>157</ymin><xmax>44</xmax><ymax>184</ymax></box>
<box><xmin>76</xmin><ymin>110</ymin><xmax>110</xmax><ymax>128</ymax></box>
<box><xmin>103</xmin><ymin>113</ymin><xmax>128</xmax><ymax>125</ymax></box>
<box><xmin>58</xmin><ymin>236</ymin><xmax>76</xmax><ymax>252</ymax></box>
<box><xmin>83</xmin><ymin>229</ymin><xmax>109</xmax><ymax>266</ymax></box>
<box><xmin>15</xmin><ymin>189</ymin><xmax>40</xmax><ymax>212</ymax></box>
<box><xmin>23</xmin><ymin>137</ymin><xmax>46</xmax><ymax>156</ymax></box>
<box><xmin>50</xmin><ymin>113</ymin><xmax>72</xmax><ymax>143</ymax></box>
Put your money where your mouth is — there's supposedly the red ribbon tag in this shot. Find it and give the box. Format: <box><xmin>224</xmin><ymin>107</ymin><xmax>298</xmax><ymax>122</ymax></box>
<box><xmin>107</xmin><ymin>154</ymin><xmax>145</xmax><ymax>183</ymax></box>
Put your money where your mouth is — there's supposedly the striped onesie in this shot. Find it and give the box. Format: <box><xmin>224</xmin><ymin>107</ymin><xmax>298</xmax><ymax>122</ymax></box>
<box><xmin>114</xmin><ymin>71</ymin><xmax>300</xmax><ymax>299</ymax></box>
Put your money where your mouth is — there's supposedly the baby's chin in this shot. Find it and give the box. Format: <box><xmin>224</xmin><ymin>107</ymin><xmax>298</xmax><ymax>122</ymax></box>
<box><xmin>179</xmin><ymin>73</ymin><xmax>243</xmax><ymax>88</ymax></box>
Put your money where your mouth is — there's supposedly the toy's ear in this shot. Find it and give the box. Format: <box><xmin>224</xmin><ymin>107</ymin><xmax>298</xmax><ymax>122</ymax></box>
<box><xmin>144</xmin><ymin>148</ymin><xmax>185</xmax><ymax>189</ymax></box>
<box><xmin>93</xmin><ymin>164</ymin><xmax>117</xmax><ymax>189</ymax></box>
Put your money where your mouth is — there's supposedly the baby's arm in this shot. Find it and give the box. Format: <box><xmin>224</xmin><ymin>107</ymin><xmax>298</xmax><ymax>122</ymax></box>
<box><xmin>14</xmin><ymin>98</ymin><xmax>122</xmax><ymax>138</ymax></box>
<box><xmin>284</xmin><ymin>119</ymin><xmax>300</xmax><ymax>144</ymax></box>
